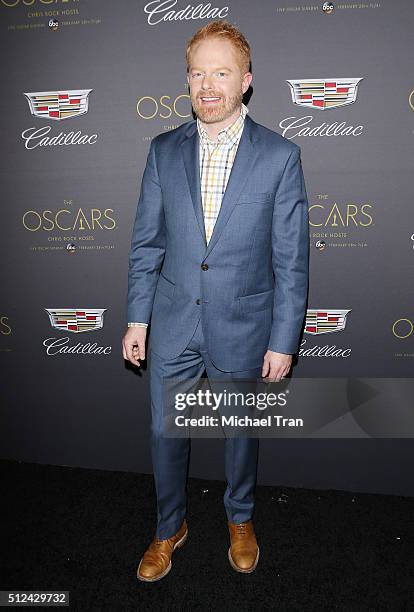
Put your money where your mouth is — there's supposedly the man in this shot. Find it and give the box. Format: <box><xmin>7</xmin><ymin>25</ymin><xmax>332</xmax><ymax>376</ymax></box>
<box><xmin>122</xmin><ymin>20</ymin><xmax>309</xmax><ymax>581</ymax></box>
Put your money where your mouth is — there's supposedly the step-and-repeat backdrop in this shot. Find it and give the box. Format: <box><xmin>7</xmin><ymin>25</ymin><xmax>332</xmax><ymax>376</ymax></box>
<box><xmin>1</xmin><ymin>1</ymin><xmax>413</xmax><ymax>495</ymax></box>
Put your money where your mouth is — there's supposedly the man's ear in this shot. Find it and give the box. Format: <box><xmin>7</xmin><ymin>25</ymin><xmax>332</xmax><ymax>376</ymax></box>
<box><xmin>242</xmin><ymin>72</ymin><xmax>253</xmax><ymax>93</ymax></box>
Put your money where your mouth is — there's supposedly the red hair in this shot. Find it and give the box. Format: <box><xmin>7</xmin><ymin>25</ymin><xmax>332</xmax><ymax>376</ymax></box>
<box><xmin>186</xmin><ymin>20</ymin><xmax>251</xmax><ymax>74</ymax></box>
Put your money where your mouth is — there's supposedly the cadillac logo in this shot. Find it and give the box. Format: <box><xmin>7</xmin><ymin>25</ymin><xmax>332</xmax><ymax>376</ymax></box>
<box><xmin>305</xmin><ymin>309</ymin><xmax>351</xmax><ymax>334</ymax></box>
<box><xmin>286</xmin><ymin>79</ymin><xmax>363</xmax><ymax>110</ymax></box>
<box><xmin>24</xmin><ymin>89</ymin><xmax>93</xmax><ymax>121</ymax></box>
<box><xmin>45</xmin><ymin>308</ymin><xmax>106</xmax><ymax>333</ymax></box>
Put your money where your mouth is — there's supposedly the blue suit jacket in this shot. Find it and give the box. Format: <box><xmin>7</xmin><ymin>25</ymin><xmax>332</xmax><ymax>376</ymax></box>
<box><xmin>127</xmin><ymin>113</ymin><xmax>309</xmax><ymax>371</ymax></box>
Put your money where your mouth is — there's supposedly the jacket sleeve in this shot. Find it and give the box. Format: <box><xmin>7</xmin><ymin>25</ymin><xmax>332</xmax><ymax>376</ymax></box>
<box><xmin>126</xmin><ymin>138</ymin><xmax>166</xmax><ymax>324</ymax></box>
<box><xmin>268</xmin><ymin>146</ymin><xmax>309</xmax><ymax>354</ymax></box>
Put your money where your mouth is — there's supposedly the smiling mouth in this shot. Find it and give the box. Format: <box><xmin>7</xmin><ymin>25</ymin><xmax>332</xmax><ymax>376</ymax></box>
<box><xmin>199</xmin><ymin>96</ymin><xmax>221</xmax><ymax>103</ymax></box>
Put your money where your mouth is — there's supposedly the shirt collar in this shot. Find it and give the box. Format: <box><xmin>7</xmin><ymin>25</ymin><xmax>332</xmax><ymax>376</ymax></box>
<box><xmin>197</xmin><ymin>102</ymin><xmax>248</xmax><ymax>148</ymax></box>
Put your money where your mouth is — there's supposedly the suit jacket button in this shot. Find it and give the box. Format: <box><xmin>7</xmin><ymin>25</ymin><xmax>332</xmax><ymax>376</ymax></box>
<box><xmin>201</xmin><ymin>263</ymin><xmax>209</xmax><ymax>271</ymax></box>
<box><xmin>196</xmin><ymin>298</ymin><xmax>201</xmax><ymax>305</ymax></box>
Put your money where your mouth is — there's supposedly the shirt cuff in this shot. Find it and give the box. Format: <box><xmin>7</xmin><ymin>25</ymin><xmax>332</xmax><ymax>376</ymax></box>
<box><xmin>127</xmin><ymin>322</ymin><xmax>148</xmax><ymax>328</ymax></box>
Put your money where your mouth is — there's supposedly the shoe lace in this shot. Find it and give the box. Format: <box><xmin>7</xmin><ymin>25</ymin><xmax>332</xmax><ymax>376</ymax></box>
<box><xmin>154</xmin><ymin>536</ymin><xmax>173</xmax><ymax>550</ymax></box>
<box><xmin>235</xmin><ymin>522</ymin><xmax>248</xmax><ymax>536</ymax></box>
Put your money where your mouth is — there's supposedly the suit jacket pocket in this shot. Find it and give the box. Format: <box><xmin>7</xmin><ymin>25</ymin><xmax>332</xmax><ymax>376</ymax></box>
<box><xmin>237</xmin><ymin>192</ymin><xmax>273</xmax><ymax>205</ymax></box>
<box><xmin>239</xmin><ymin>288</ymin><xmax>274</xmax><ymax>314</ymax></box>
<box><xmin>157</xmin><ymin>272</ymin><xmax>175</xmax><ymax>301</ymax></box>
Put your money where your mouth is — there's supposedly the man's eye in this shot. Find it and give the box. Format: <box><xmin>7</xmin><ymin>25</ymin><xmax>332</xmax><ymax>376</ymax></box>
<box><xmin>217</xmin><ymin>72</ymin><xmax>226</xmax><ymax>77</ymax></box>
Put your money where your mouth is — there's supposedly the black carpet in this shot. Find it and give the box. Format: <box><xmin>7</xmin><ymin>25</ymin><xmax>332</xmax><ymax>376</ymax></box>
<box><xmin>1</xmin><ymin>459</ymin><xmax>413</xmax><ymax>611</ymax></box>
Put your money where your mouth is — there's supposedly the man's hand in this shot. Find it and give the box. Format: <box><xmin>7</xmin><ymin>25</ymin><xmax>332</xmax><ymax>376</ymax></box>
<box><xmin>262</xmin><ymin>350</ymin><xmax>292</xmax><ymax>382</ymax></box>
<box><xmin>122</xmin><ymin>327</ymin><xmax>147</xmax><ymax>367</ymax></box>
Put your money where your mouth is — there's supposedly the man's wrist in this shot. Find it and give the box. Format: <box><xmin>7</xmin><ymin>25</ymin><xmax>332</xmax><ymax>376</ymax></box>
<box><xmin>267</xmin><ymin>348</ymin><xmax>293</xmax><ymax>356</ymax></box>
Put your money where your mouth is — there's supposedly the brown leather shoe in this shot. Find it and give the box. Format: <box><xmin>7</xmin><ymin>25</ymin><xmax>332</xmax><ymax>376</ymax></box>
<box><xmin>137</xmin><ymin>519</ymin><xmax>188</xmax><ymax>582</ymax></box>
<box><xmin>228</xmin><ymin>520</ymin><xmax>259</xmax><ymax>573</ymax></box>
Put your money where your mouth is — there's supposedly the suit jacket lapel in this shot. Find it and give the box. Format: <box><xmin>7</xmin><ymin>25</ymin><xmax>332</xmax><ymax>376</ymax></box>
<box><xmin>180</xmin><ymin>113</ymin><xmax>259</xmax><ymax>256</ymax></box>
<box><xmin>181</xmin><ymin>124</ymin><xmax>207</xmax><ymax>245</ymax></box>
<box><xmin>204</xmin><ymin>114</ymin><xmax>259</xmax><ymax>257</ymax></box>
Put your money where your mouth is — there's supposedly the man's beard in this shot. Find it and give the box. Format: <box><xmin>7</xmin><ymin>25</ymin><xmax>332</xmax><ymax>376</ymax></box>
<box><xmin>191</xmin><ymin>90</ymin><xmax>243</xmax><ymax>124</ymax></box>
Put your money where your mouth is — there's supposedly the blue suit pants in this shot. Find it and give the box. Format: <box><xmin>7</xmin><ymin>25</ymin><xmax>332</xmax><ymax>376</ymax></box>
<box><xmin>148</xmin><ymin>317</ymin><xmax>261</xmax><ymax>539</ymax></box>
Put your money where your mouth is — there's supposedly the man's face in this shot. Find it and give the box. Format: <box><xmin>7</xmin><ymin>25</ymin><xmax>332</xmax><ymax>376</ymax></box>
<box><xmin>187</xmin><ymin>37</ymin><xmax>252</xmax><ymax>124</ymax></box>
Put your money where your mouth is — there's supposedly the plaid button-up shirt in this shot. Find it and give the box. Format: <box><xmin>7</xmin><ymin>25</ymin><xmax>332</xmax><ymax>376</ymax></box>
<box><xmin>197</xmin><ymin>103</ymin><xmax>248</xmax><ymax>244</ymax></box>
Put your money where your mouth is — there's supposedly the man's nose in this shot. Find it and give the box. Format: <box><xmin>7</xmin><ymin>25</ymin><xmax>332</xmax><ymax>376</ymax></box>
<box><xmin>201</xmin><ymin>75</ymin><xmax>214</xmax><ymax>90</ymax></box>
